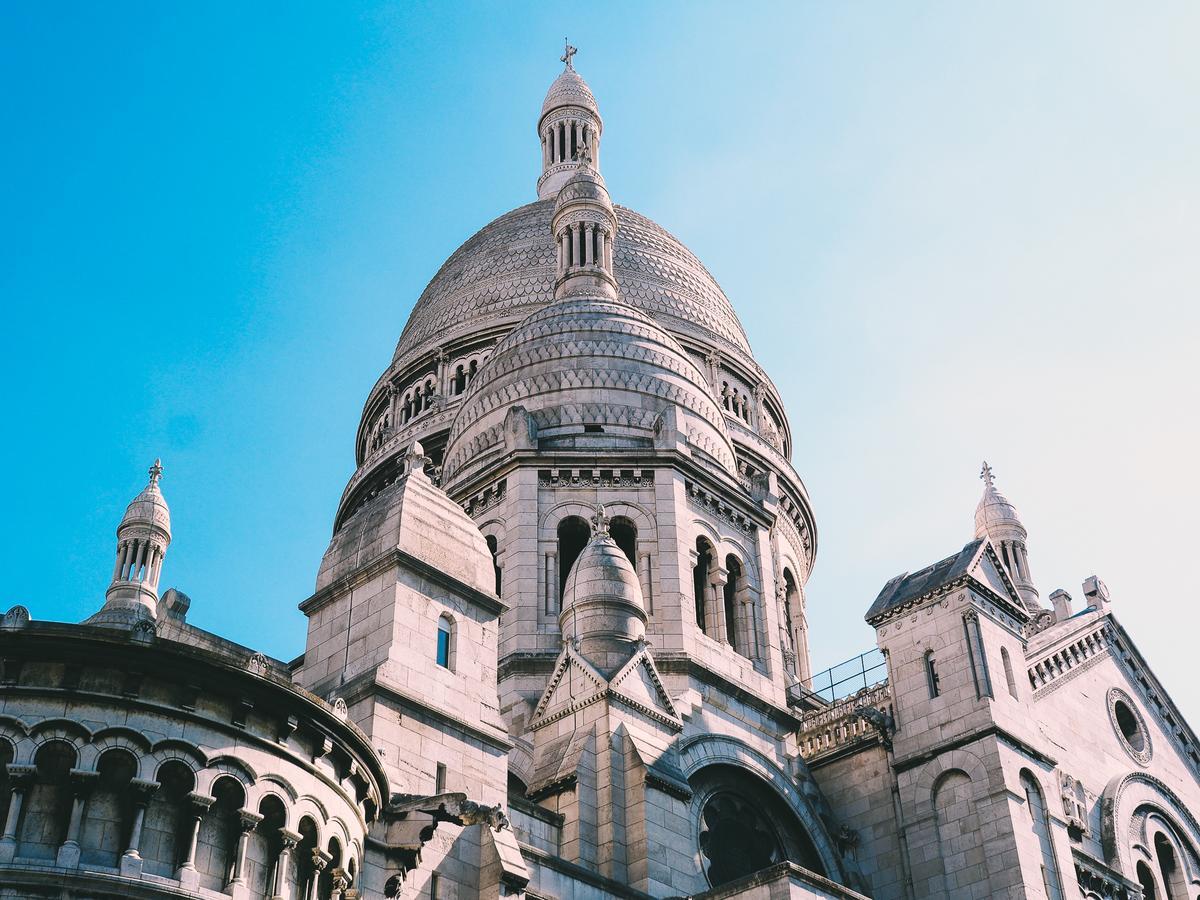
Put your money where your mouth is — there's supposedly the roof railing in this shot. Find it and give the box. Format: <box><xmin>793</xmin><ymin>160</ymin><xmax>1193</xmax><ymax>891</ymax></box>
<box><xmin>804</xmin><ymin>648</ymin><xmax>888</xmax><ymax>704</ymax></box>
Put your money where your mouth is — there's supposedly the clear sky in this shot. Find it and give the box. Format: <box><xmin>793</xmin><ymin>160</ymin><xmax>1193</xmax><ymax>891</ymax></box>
<box><xmin>3</xmin><ymin>4</ymin><xmax>1197</xmax><ymax>719</ymax></box>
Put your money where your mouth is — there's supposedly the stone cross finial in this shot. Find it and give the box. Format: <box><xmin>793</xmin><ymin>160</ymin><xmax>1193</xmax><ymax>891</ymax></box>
<box><xmin>561</xmin><ymin>39</ymin><xmax>577</xmax><ymax>70</ymax></box>
<box><xmin>979</xmin><ymin>461</ymin><xmax>994</xmax><ymax>488</ymax></box>
<box><xmin>590</xmin><ymin>503</ymin><xmax>609</xmax><ymax>536</ymax></box>
<box><xmin>148</xmin><ymin>458</ymin><xmax>164</xmax><ymax>487</ymax></box>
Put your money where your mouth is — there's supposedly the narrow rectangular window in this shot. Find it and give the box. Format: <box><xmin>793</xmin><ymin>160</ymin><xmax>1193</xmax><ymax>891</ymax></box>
<box><xmin>436</xmin><ymin>628</ymin><xmax>450</xmax><ymax>668</ymax></box>
<box><xmin>435</xmin><ymin>762</ymin><xmax>447</xmax><ymax>794</ymax></box>
<box><xmin>924</xmin><ymin>650</ymin><xmax>940</xmax><ymax>698</ymax></box>
<box><xmin>963</xmin><ymin>613</ymin><xmax>993</xmax><ymax>699</ymax></box>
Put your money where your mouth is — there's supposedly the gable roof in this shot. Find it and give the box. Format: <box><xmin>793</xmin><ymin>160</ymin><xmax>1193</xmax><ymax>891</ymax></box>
<box><xmin>865</xmin><ymin>538</ymin><xmax>1028</xmax><ymax>625</ymax></box>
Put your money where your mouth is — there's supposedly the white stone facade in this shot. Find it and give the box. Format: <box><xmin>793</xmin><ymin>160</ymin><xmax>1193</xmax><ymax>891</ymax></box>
<box><xmin>3</xmin><ymin>51</ymin><xmax>1197</xmax><ymax>900</ymax></box>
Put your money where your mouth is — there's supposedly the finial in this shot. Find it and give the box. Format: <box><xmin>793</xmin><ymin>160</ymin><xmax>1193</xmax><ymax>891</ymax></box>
<box><xmin>561</xmin><ymin>38</ymin><xmax>577</xmax><ymax>71</ymax></box>
<box><xmin>979</xmin><ymin>461</ymin><xmax>994</xmax><ymax>488</ymax></box>
<box><xmin>148</xmin><ymin>458</ymin><xmax>164</xmax><ymax>487</ymax></box>
<box><xmin>590</xmin><ymin>503</ymin><xmax>609</xmax><ymax>536</ymax></box>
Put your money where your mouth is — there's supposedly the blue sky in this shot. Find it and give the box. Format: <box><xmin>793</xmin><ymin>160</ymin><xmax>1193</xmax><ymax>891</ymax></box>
<box><xmin>2</xmin><ymin>4</ymin><xmax>1197</xmax><ymax>718</ymax></box>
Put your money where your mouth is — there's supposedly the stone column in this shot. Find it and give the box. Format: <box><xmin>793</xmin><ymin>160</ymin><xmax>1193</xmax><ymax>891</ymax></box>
<box><xmin>306</xmin><ymin>848</ymin><xmax>331</xmax><ymax>900</ymax></box>
<box><xmin>56</xmin><ymin>769</ymin><xmax>98</xmax><ymax>868</ymax></box>
<box><xmin>177</xmin><ymin>792</ymin><xmax>214</xmax><ymax>890</ymax></box>
<box><xmin>0</xmin><ymin>766</ymin><xmax>35</xmax><ymax>863</ymax></box>
<box><xmin>559</xmin><ymin>231</ymin><xmax>569</xmax><ymax>274</ymax></box>
<box><xmin>709</xmin><ymin>568</ymin><xmax>729</xmax><ymax>644</ymax></box>
<box><xmin>330</xmin><ymin>867</ymin><xmax>350</xmax><ymax>900</ymax></box>
<box><xmin>119</xmin><ymin>778</ymin><xmax>159</xmax><ymax>877</ymax></box>
<box><xmin>585</xmin><ymin>224</ymin><xmax>595</xmax><ymax>266</ymax></box>
<box><xmin>229</xmin><ymin>808</ymin><xmax>265</xmax><ymax>895</ymax></box>
<box><xmin>271</xmin><ymin>829</ymin><xmax>302</xmax><ymax>900</ymax></box>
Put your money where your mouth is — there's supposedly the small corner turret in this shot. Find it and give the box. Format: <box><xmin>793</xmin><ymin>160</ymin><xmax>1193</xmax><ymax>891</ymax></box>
<box><xmin>974</xmin><ymin>461</ymin><xmax>1039</xmax><ymax>609</ymax></box>
<box><xmin>537</xmin><ymin>40</ymin><xmax>603</xmax><ymax>200</ymax></box>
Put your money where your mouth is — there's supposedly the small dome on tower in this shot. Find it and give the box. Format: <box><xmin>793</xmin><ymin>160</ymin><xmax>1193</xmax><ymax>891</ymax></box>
<box><xmin>974</xmin><ymin>462</ymin><xmax>1024</xmax><ymax>538</ymax></box>
<box><xmin>541</xmin><ymin>66</ymin><xmax>599</xmax><ymax>121</ymax></box>
<box><xmin>560</xmin><ymin>505</ymin><xmax>646</xmax><ymax>671</ymax></box>
<box><xmin>554</xmin><ymin>165</ymin><xmax>613</xmax><ymax>214</ymax></box>
<box><xmin>120</xmin><ymin>458</ymin><xmax>171</xmax><ymax>533</ymax></box>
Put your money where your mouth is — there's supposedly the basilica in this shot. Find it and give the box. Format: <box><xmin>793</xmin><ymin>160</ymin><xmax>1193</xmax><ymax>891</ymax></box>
<box><xmin>2</xmin><ymin>50</ymin><xmax>1198</xmax><ymax>900</ymax></box>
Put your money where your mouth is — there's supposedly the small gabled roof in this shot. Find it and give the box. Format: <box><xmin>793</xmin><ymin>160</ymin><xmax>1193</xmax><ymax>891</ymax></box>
<box><xmin>865</xmin><ymin>538</ymin><xmax>1027</xmax><ymax>625</ymax></box>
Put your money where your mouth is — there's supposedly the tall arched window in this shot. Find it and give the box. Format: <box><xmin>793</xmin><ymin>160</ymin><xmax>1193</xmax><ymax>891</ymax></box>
<box><xmin>724</xmin><ymin>555</ymin><xmax>742</xmax><ymax>653</ymax></box>
<box><xmin>1001</xmin><ymin>646</ymin><xmax>1019</xmax><ymax>699</ymax></box>
<box><xmin>246</xmin><ymin>794</ymin><xmax>286</xmax><ymax>898</ymax></box>
<box><xmin>80</xmin><ymin>748</ymin><xmax>137</xmax><ymax>866</ymax></box>
<box><xmin>693</xmin><ymin>538</ymin><xmax>714</xmax><ymax>633</ymax></box>
<box><xmin>1020</xmin><ymin>770</ymin><xmax>1064</xmax><ymax>900</ymax></box>
<box><xmin>290</xmin><ymin>817</ymin><xmax>319</xmax><ymax>900</ymax></box>
<box><xmin>1155</xmin><ymin>832</ymin><xmax>1186</xmax><ymax>900</ymax></box>
<box><xmin>924</xmin><ymin>651</ymin><xmax>941</xmax><ymax>698</ymax></box>
<box><xmin>782</xmin><ymin>568</ymin><xmax>799</xmax><ymax>649</ymax></box>
<box><xmin>19</xmin><ymin>740</ymin><xmax>76</xmax><ymax>859</ymax></box>
<box><xmin>142</xmin><ymin>761</ymin><xmax>194</xmax><ymax>877</ymax></box>
<box><xmin>436</xmin><ymin>614</ymin><xmax>455</xmax><ymax>670</ymax></box>
<box><xmin>485</xmin><ymin>535</ymin><xmax>502</xmax><ymax>597</ymax></box>
<box><xmin>0</xmin><ymin>740</ymin><xmax>12</xmax><ymax>836</ymax></box>
<box><xmin>196</xmin><ymin>776</ymin><xmax>244</xmax><ymax>891</ymax></box>
<box><xmin>1136</xmin><ymin>861</ymin><xmax>1158</xmax><ymax>899</ymax></box>
<box><xmin>557</xmin><ymin>516</ymin><xmax>590</xmax><ymax>602</ymax></box>
<box><xmin>610</xmin><ymin>517</ymin><xmax>637</xmax><ymax>567</ymax></box>
<box><xmin>453</xmin><ymin>365</ymin><xmax>466</xmax><ymax>395</ymax></box>
<box><xmin>320</xmin><ymin>836</ymin><xmax>343</xmax><ymax>899</ymax></box>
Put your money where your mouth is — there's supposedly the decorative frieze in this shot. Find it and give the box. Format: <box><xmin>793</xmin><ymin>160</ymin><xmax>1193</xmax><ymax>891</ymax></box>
<box><xmin>462</xmin><ymin>479</ymin><xmax>507</xmax><ymax>518</ymax></box>
<box><xmin>1027</xmin><ymin>621</ymin><xmax>1114</xmax><ymax>692</ymax></box>
<box><xmin>537</xmin><ymin>468</ymin><xmax>654</xmax><ymax>489</ymax></box>
<box><xmin>686</xmin><ymin>481</ymin><xmax>754</xmax><ymax>535</ymax></box>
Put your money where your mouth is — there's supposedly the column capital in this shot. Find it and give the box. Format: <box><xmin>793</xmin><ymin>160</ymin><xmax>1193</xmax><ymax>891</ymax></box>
<box><xmin>69</xmin><ymin>769</ymin><xmax>100</xmax><ymax>795</ymax></box>
<box><xmin>130</xmin><ymin>778</ymin><xmax>160</xmax><ymax>802</ymax></box>
<box><xmin>278</xmin><ymin>828</ymin><xmax>303</xmax><ymax>848</ymax></box>
<box><xmin>186</xmin><ymin>791</ymin><xmax>215</xmax><ymax>814</ymax></box>
<box><xmin>312</xmin><ymin>847</ymin><xmax>332</xmax><ymax>871</ymax></box>
<box><xmin>237</xmin><ymin>808</ymin><xmax>264</xmax><ymax>833</ymax></box>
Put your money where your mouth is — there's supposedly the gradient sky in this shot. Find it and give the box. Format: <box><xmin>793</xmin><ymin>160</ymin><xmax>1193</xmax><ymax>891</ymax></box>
<box><xmin>3</xmin><ymin>4</ymin><xmax>1197</xmax><ymax>719</ymax></box>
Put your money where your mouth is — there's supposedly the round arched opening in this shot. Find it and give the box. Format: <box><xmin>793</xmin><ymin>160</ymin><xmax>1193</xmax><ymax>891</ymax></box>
<box><xmin>689</xmin><ymin>764</ymin><xmax>824</xmax><ymax>888</ymax></box>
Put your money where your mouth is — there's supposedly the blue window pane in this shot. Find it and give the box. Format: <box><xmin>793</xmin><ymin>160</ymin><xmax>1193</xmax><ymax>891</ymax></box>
<box><xmin>437</xmin><ymin>628</ymin><xmax>450</xmax><ymax>668</ymax></box>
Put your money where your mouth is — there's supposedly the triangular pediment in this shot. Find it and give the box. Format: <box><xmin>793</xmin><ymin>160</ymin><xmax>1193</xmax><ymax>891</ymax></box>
<box><xmin>530</xmin><ymin>645</ymin><xmax>606</xmax><ymax>726</ymax></box>
<box><xmin>609</xmin><ymin>647</ymin><xmax>682</xmax><ymax>727</ymax></box>
<box><xmin>965</xmin><ymin>539</ymin><xmax>1026</xmax><ymax>614</ymax></box>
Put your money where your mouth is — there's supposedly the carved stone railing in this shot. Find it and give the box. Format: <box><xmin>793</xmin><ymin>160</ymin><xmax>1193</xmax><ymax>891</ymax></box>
<box><xmin>1027</xmin><ymin>621</ymin><xmax>1115</xmax><ymax>693</ymax></box>
<box><xmin>797</xmin><ymin>681</ymin><xmax>892</xmax><ymax>761</ymax></box>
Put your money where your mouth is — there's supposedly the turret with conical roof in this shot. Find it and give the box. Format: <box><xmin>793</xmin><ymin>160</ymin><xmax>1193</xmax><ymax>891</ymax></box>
<box><xmin>974</xmin><ymin>461</ymin><xmax>1039</xmax><ymax>608</ymax></box>
<box><xmin>559</xmin><ymin>504</ymin><xmax>647</xmax><ymax>673</ymax></box>
<box><xmin>88</xmin><ymin>459</ymin><xmax>172</xmax><ymax>627</ymax></box>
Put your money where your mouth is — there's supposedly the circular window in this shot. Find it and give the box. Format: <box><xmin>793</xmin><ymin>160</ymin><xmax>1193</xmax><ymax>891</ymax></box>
<box><xmin>699</xmin><ymin>791</ymin><xmax>783</xmax><ymax>886</ymax></box>
<box><xmin>1107</xmin><ymin>688</ymin><xmax>1152</xmax><ymax>765</ymax></box>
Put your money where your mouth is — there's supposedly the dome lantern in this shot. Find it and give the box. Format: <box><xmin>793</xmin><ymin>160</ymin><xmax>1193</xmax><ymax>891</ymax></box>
<box><xmin>551</xmin><ymin>153</ymin><xmax>618</xmax><ymax>301</ymax></box>
<box><xmin>537</xmin><ymin>41</ymin><xmax>604</xmax><ymax>200</ymax></box>
<box><xmin>88</xmin><ymin>459</ymin><xmax>173</xmax><ymax>628</ymax></box>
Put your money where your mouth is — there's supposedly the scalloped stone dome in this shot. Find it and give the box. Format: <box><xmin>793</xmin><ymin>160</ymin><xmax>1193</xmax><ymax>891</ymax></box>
<box><xmin>122</xmin><ymin>480</ymin><xmax>170</xmax><ymax>533</ymax></box>
<box><xmin>440</xmin><ymin>294</ymin><xmax>738</xmax><ymax>486</ymax></box>
<box><xmin>555</xmin><ymin>167</ymin><xmax>612</xmax><ymax>214</ymax></box>
<box><xmin>542</xmin><ymin>68</ymin><xmax>599</xmax><ymax>120</ymax></box>
<box><xmin>391</xmin><ymin>201</ymin><xmax>753</xmax><ymax>368</ymax></box>
<box><xmin>975</xmin><ymin>484</ymin><xmax>1024</xmax><ymax>536</ymax></box>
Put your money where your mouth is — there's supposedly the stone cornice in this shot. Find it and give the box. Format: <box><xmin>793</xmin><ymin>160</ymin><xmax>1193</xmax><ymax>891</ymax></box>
<box><xmin>299</xmin><ymin>547</ymin><xmax>505</xmax><ymax>618</ymax></box>
<box><xmin>891</xmin><ymin>723</ymin><xmax>1057</xmax><ymax>774</ymax></box>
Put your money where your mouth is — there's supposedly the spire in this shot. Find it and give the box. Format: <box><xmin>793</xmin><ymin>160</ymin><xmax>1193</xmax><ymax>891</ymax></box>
<box><xmin>538</xmin><ymin>44</ymin><xmax>603</xmax><ymax>199</ymax></box>
<box><xmin>974</xmin><ymin>461</ymin><xmax>1039</xmax><ymax>609</ymax></box>
<box><xmin>87</xmin><ymin>460</ymin><xmax>173</xmax><ymax>628</ymax></box>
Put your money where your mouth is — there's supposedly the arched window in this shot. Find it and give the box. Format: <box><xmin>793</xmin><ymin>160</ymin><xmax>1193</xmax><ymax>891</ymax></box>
<box><xmin>246</xmin><ymin>794</ymin><xmax>286</xmax><ymax>898</ymax></box>
<box><xmin>436</xmin><ymin>614</ymin><xmax>455</xmax><ymax>670</ymax></box>
<box><xmin>610</xmin><ymin>516</ymin><xmax>637</xmax><ymax>567</ymax></box>
<box><xmin>468</xmin><ymin>359</ymin><xmax>478</xmax><ymax>383</ymax></box>
<box><xmin>1001</xmin><ymin>646</ymin><xmax>1019</xmax><ymax>699</ymax></box>
<box><xmin>485</xmin><ymin>535</ymin><xmax>502</xmax><ymax>597</ymax></box>
<box><xmin>80</xmin><ymin>748</ymin><xmax>137</xmax><ymax>866</ymax></box>
<box><xmin>557</xmin><ymin>516</ymin><xmax>590</xmax><ymax>603</ymax></box>
<box><xmin>693</xmin><ymin>538</ymin><xmax>714</xmax><ymax>633</ymax></box>
<box><xmin>1137</xmin><ymin>861</ymin><xmax>1158</xmax><ymax>899</ymax></box>
<box><xmin>290</xmin><ymin>816</ymin><xmax>319</xmax><ymax>900</ymax></box>
<box><xmin>1155</xmin><ymin>832</ymin><xmax>1187</xmax><ymax>900</ymax></box>
<box><xmin>924</xmin><ymin>651</ymin><xmax>941</xmax><ymax>698</ymax></box>
<box><xmin>782</xmin><ymin>568</ymin><xmax>799</xmax><ymax>643</ymax></box>
<box><xmin>1020</xmin><ymin>770</ymin><xmax>1064</xmax><ymax>900</ymax></box>
<box><xmin>320</xmin><ymin>836</ymin><xmax>343</xmax><ymax>899</ymax></box>
<box><xmin>196</xmin><ymin>776</ymin><xmax>244</xmax><ymax>891</ymax></box>
<box><xmin>724</xmin><ymin>555</ymin><xmax>742</xmax><ymax>653</ymax></box>
<box><xmin>142</xmin><ymin>761</ymin><xmax>194</xmax><ymax>877</ymax></box>
<box><xmin>0</xmin><ymin>740</ymin><xmax>12</xmax><ymax>836</ymax></box>
<box><xmin>19</xmin><ymin>740</ymin><xmax>76</xmax><ymax>859</ymax></box>
<box><xmin>453</xmin><ymin>365</ymin><xmax>466</xmax><ymax>395</ymax></box>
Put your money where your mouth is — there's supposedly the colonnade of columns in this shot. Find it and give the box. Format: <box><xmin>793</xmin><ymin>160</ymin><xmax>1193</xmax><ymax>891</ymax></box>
<box><xmin>542</xmin><ymin>118</ymin><xmax>596</xmax><ymax>167</ymax></box>
<box><xmin>556</xmin><ymin>223</ymin><xmax>613</xmax><ymax>277</ymax></box>
<box><xmin>111</xmin><ymin>537</ymin><xmax>165</xmax><ymax>588</ymax></box>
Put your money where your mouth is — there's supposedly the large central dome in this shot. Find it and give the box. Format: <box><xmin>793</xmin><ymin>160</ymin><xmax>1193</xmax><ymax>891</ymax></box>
<box><xmin>391</xmin><ymin>201</ymin><xmax>755</xmax><ymax>368</ymax></box>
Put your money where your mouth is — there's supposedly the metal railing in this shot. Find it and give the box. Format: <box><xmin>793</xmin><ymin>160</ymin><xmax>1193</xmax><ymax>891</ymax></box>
<box><xmin>806</xmin><ymin>648</ymin><xmax>888</xmax><ymax>703</ymax></box>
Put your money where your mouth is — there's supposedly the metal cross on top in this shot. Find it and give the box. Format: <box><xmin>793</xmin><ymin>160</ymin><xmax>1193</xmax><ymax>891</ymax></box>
<box><xmin>562</xmin><ymin>39</ymin><xmax>577</xmax><ymax>70</ymax></box>
<box><xmin>980</xmin><ymin>461</ymin><xmax>995</xmax><ymax>488</ymax></box>
<box><xmin>148</xmin><ymin>458</ymin><xmax>164</xmax><ymax>486</ymax></box>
